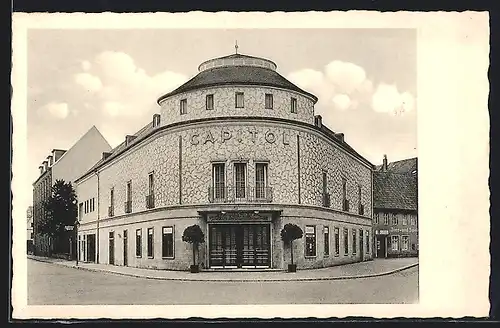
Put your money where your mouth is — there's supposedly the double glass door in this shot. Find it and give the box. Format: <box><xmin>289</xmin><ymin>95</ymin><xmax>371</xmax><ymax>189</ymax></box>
<box><xmin>209</xmin><ymin>224</ymin><xmax>270</xmax><ymax>268</ymax></box>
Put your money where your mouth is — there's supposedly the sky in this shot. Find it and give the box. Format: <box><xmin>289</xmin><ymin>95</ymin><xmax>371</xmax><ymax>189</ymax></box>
<box><xmin>27</xmin><ymin>28</ymin><xmax>417</xmax><ymax>198</ymax></box>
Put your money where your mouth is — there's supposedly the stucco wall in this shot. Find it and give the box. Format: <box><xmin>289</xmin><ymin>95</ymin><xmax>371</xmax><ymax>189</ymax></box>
<box><xmin>159</xmin><ymin>86</ymin><xmax>315</xmax><ymax>126</ymax></box>
<box><xmin>76</xmin><ymin>174</ymin><xmax>99</xmax><ymax>224</ymax></box>
<box><xmin>52</xmin><ymin>126</ymin><xmax>111</xmax><ymax>185</ymax></box>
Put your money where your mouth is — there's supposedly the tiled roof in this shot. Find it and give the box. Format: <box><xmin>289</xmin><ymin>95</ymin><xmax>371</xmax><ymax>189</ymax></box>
<box><xmin>375</xmin><ymin>157</ymin><xmax>418</xmax><ymax>174</ymax></box>
<box><xmin>157</xmin><ymin>65</ymin><xmax>318</xmax><ymax>104</ymax></box>
<box><xmin>374</xmin><ymin>172</ymin><xmax>418</xmax><ymax>211</ymax></box>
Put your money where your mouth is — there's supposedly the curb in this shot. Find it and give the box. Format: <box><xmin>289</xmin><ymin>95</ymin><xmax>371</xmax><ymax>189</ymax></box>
<box><xmin>28</xmin><ymin>256</ymin><xmax>418</xmax><ymax>282</ymax></box>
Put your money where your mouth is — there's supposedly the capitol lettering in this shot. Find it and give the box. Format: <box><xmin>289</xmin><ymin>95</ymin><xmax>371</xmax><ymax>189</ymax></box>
<box><xmin>189</xmin><ymin>129</ymin><xmax>291</xmax><ymax>146</ymax></box>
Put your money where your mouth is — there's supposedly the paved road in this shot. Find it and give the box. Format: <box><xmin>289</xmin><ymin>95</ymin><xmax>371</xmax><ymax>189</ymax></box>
<box><xmin>28</xmin><ymin>260</ymin><xmax>419</xmax><ymax>305</ymax></box>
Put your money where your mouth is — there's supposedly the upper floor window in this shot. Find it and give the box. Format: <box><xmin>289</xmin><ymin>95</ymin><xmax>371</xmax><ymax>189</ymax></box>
<box><xmin>180</xmin><ymin>98</ymin><xmax>187</xmax><ymax>115</ymax></box>
<box><xmin>384</xmin><ymin>213</ymin><xmax>390</xmax><ymax>225</ymax></box>
<box><xmin>235</xmin><ymin>92</ymin><xmax>244</xmax><ymax>108</ymax></box>
<box><xmin>206</xmin><ymin>94</ymin><xmax>214</xmax><ymax>110</ymax></box>
<box><xmin>255</xmin><ymin>162</ymin><xmax>268</xmax><ymax>199</ymax></box>
<box><xmin>147</xmin><ymin>172</ymin><xmax>155</xmax><ymax>209</ymax></box>
<box><xmin>391</xmin><ymin>213</ymin><xmax>398</xmax><ymax>225</ymax></box>
<box><xmin>402</xmin><ymin>215</ymin><xmax>408</xmax><ymax>225</ymax></box>
<box><xmin>291</xmin><ymin>97</ymin><xmax>297</xmax><ymax>113</ymax></box>
<box><xmin>212</xmin><ymin>163</ymin><xmax>226</xmax><ymax>201</ymax></box>
<box><xmin>410</xmin><ymin>216</ymin><xmax>418</xmax><ymax>226</ymax></box>
<box><xmin>374</xmin><ymin>213</ymin><xmax>379</xmax><ymax>224</ymax></box>
<box><xmin>265</xmin><ymin>93</ymin><xmax>273</xmax><ymax>109</ymax></box>
<box><xmin>234</xmin><ymin>163</ymin><xmax>247</xmax><ymax>199</ymax></box>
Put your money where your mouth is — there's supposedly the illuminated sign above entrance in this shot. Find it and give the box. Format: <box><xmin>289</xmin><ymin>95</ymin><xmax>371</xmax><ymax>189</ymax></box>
<box><xmin>189</xmin><ymin>129</ymin><xmax>292</xmax><ymax>146</ymax></box>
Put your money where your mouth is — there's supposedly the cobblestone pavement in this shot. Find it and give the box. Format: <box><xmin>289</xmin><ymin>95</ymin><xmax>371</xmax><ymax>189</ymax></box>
<box><xmin>28</xmin><ymin>259</ymin><xmax>419</xmax><ymax>305</ymax></box>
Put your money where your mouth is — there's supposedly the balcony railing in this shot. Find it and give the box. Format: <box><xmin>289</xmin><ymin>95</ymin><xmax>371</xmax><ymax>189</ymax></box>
<box><xmin>108</xmin><ymin>206</ymin><xmax>114</xmax><ymax>217</ymax></box>
<box><xmin>322</xmin><ymin>193</ymin><xmax>331</xmax><ymax>207</ymax></box>
<box><xmin>342</xmin><ymin>199</ymin><xmax>350</xmax><ymax>212</ymax></box>
<box><xmin>208</xmin><ymin>186</ymin><xmax>273</xmax><ymax>203</ymax></box>
<box><xmin>359</xmin><ymin>204</ymin><xmax>365</xmax><ymax>215</ymax></box>
<box><xmin>124</xmin><ymin>201</ymin><xmax>132</xmax><ymax>214</ymax></box>
<box><xmin>145</xmin><ymin>194</ymin><xmax>155</xmax><ymax>209</ymax></box>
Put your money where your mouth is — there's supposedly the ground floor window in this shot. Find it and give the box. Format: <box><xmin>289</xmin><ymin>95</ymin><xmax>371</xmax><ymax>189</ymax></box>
<box><xmin>305</xmin><ymin>226</ymin><xmax>316</xmax><ymax>257</ymax></box>
<box><xmin>162</xmin><ymin>226</ymin><xmax>174</xmax><ymax>258</ymax></box>
<box><xmin>323</xmin><ymin>226</ymin><xmax>329</xmax><ymax>257</ymax></box>
<box><xmin>334</xmin><ymin>227</ymin><xmax>340</xmax><ymax>256</ymax></box>
<box><xmin>147</xmin><ymin>228</ymin><xmax>154</xmax><ymax>258</ymax></box>
<box><xmin>343</xmin><ymin>228</ymin><xmax>349</xmax><ymax>255</ymax></box>
<box><xmin>401</xmin><ymin>235</ymin><xmax>409</xmax><ymax>251</ymax></box>
<box><xmin>136</xmin><ymin>229</ymin><xmax>142</xmax><ymax>257</ymax></box>
<box><xmin>391</xmin><ymin>235</ymin><xmax>399</xmax><ymax>251</ymax></box>
<box><xmin>352</xmin><ymin>229</ymin><xmax>357</xmax><ymax>255</ymax></box>
<box><xmin>366</xmin><ymin>230</ymin><xmax>370</xmax><ymax>254</ymax></box>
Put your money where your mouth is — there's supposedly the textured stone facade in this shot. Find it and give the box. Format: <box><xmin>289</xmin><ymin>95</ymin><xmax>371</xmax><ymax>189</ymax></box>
<box><xmin>77</xmin><ymin>116</ymin><xmax>373</xmax><ymax>270</ymax></box>
<box><xmin>159</xmin><ymin>86</ymin><xmax>315</xmax><ymax>126</ymax></box>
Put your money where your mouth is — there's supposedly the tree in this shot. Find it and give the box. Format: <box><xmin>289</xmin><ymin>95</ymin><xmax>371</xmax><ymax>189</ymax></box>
<box><xmin>182</xmin><ymin>224</ymin><xmax>205</xmax><ymax>272</ymax></box>
<box><xmin>281</xmin><ymin>223</ymin><xmax>303</xmax><ymax>270</ymax></box>
<box><xmin>39</xmin><ymin>180</ymin><xmax>78</xmax><ymax>242</ymax></box>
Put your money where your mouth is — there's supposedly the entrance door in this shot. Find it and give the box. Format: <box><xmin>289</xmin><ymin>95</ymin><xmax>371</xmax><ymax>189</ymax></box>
<box><xmin>123</xmin><ymin>230</ymin><xmax>128</xmax><ymax>266</ymax></box>
<box><xmin>209</xmin><ymin>224</ymin><xmax>270</xmax><ymax>268</ymax></box>
<box><xmin>376</xmin><ymin>235</ymin><xmax>386</xmax><ymax>258</ymax></box>
<box><xmin>109</xmin><ymin>231</ymin><xmax>115</xmax><ymax>265</ymax></box>
<box><xmin>87</xmin><ymin>234</ymin><xmax>96</xmax><ymax>263</ymax></box>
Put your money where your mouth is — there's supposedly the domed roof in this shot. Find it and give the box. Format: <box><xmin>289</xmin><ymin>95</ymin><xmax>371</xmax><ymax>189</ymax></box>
<box><xmin>157</xmin><ymin>53</ymin><xmax>318</xmax><ymax>104</ymax></box>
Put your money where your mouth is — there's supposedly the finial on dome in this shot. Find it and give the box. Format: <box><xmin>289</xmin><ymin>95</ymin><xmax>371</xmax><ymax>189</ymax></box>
<box><xmin>235</xmin><ymin>40</ymin><xmax>239</xmax><ymax>54</ymax></box>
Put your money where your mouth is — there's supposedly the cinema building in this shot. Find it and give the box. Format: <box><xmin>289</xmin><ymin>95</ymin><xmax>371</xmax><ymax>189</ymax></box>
<box><xmin>75</xmin><ymin>52</ymin><xmax>375</xmax><ymax>270</ymax></box>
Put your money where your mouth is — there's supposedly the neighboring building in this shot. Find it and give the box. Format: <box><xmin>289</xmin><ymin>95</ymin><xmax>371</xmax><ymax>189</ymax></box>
<box><xmin>32</xmin><ymin>126</ymin><xmax>112</xmax><ymax>257</ymax></box>
<box><xmin>373</xmin><ymin>155</ymin><xmax>418</xmax><ymax>258</ymax></box>
<box><xmin>27</xmin><ymin>205</ymin><xmax>34</xmax><ymax>253</ymax></box>
<box><xmin>75</xmin><ymin>51</ymin><xmax>375</xmax><ymax>271</ymax></box>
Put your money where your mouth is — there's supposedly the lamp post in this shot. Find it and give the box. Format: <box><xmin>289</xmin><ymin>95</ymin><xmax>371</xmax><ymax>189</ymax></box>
<box><xmin>74</xmin><ymin>219</ymin><xmax>80</xmax><ymax>266</ymax></box>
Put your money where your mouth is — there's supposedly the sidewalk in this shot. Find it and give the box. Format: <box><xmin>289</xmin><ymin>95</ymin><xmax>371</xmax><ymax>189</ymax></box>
<box><xmin>28</xmin><ymin>255</ymin><xmax>418</xmax><ymax>282</ymax></box>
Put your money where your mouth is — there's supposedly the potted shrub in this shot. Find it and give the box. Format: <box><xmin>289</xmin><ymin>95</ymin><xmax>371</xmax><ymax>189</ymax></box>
<box><xmin>182</xmin><ymin>224</ymin><xmax>205</xmax><ymax>273</ymax></box>
<box><xmin>280</xmin><ymin>223</ymin><xmax>303</xmax><ymax>272</ymax></box>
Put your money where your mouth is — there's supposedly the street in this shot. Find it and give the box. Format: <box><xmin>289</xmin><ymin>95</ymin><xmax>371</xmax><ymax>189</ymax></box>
<box><xmin>28</xmin><ymin>259</ymin><xmax>418</xmax><ymax>305</ymax></box>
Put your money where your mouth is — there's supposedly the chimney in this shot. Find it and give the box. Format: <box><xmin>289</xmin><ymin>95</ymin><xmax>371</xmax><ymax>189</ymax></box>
<box><xmin>382</xmin><ymin>154</ymin><xmax>388</xmax><ymax>171</ymax></box>
<box><xmin>335</xmin><ymin>133</ymin><xmax>344</xmax><ymax>142</ymax></box>
<box><xmin>39</xmin><ymin>165</ymin><xmax>44</xmax><ymax>175</ymax></box>
<box><xmin>153</xmin><ymin>114</ymin><xmax>161</xmax><ymax>128</ymax></box>
<box><xmin>47</xmin><ymin>155</ymin><xmax>53</xmax><ymax>167</ymax></box>
<box><xmin>102</xmin><ymin>152</ymin><xmax>112</xmax><ymax>160</ymax></box>
<box><xmin>52</xmin><ymin>149</ymin><xmax>66</xmax><ymax>162</ymax></box>
<box><xmin>125</xmin><ymin>135</ymin><xmax>137</xmax><ymax>146</ymax></box>
<box><xmin>314</xmin><ymin>115</ymin><xmax>323</xmax><ymax>128</ymax></box>
<box><xmin>43</xmin><ymin>160</ymin><xmax>48</xmax><ymax>171</ymax></box>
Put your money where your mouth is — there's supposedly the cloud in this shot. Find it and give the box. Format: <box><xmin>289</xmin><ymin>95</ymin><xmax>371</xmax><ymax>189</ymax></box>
<box><xmin>81</xmin><ymin>60</ymin><xmax>91</xmax><ymax>71</ymax></box>
<box><xmin>371</xmin><ymin>83</ymin><xmax>415</xmax><ymax>115</ymax></box>
<box><xmin>38</xmin><ymin>102</ymin><xmax>69</xmax><ymax>119</ymax></box>
<box><xmin>288</xmin><ymin>60</ymin><xmax>415</xmax><ymax>117</ymax></box>
<box><xmin>288</xmin><ymin>61</ymin><xmax>371</xmax><ymax>112</ymax></box>
<box><xmin>75</xmin><ymin>51</ymin><xmax>188</xmax><ymax>118</ymax></box>
<box><xmin>332</xmin><ymin>94</ymin><xmax>351</xmax><ymax>111</ymax></box>
<box><xmin>74</xmin><ymin>73</ymin><xmax>102</xmax><ymax>92</ymax></box>
<box><xmin>325</xmin><ymin>60</ymin><xmax>367</xmax><ymax>94</ymax></box>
